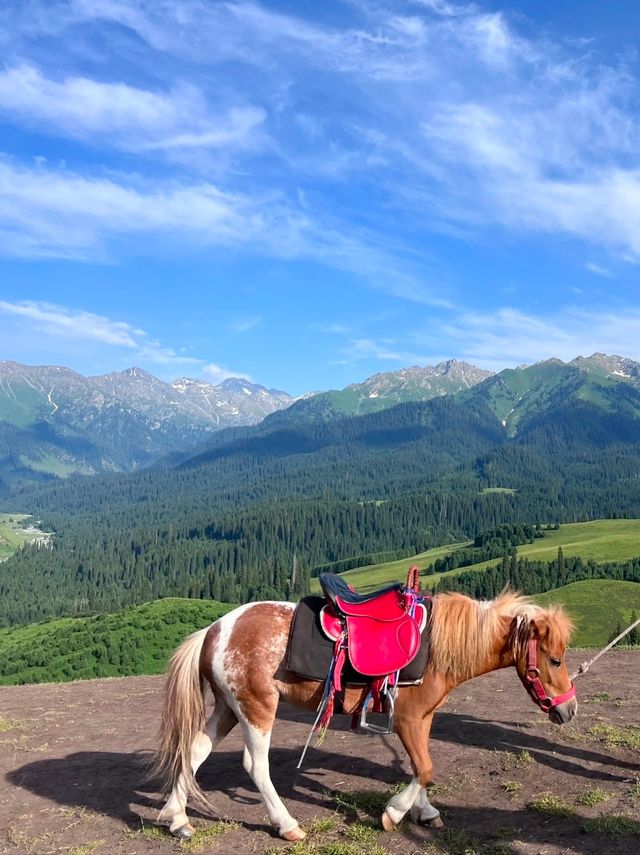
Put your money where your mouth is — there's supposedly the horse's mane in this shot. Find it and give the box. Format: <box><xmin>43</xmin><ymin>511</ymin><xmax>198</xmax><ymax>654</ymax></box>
<box><xmin>428</xmin><ymin>589</ymin><xmax>573</xmax><ymax>681</ymax></box>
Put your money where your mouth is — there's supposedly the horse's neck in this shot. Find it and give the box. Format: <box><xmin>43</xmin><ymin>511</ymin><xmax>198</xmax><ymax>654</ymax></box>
<box><xmin>435</xmin><ymin>610</ymin><xmax>517</xmax><ymax>689</ymax></box>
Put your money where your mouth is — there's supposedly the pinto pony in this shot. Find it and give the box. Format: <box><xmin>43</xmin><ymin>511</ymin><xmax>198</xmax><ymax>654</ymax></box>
<box><xmin>154</xmin><ymin>590</ymin><xmax>576</xmax><ymax>841</ymax></box>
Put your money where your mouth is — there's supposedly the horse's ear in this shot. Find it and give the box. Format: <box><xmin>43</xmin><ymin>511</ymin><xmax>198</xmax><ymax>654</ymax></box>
<box><xmin>530</xmin><ymin>616</ymin><xmax>549</xmax><ymax>639</ymax></box>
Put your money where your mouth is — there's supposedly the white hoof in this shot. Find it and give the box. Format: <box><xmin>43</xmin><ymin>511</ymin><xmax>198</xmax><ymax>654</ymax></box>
<box><xmin>281</xmin><ymin>825</ymin><xmax>306</xmax><ymax>841</ymax></box>
<box><xmin>382</xmin><ymin>810</ymin><xmax>397</xmax><ymax>832</ymax></box>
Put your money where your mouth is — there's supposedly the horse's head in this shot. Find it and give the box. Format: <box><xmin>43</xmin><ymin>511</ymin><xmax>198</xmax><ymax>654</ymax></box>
<box><xmin>513</xmin><ymin>611</ymin><xmax>577</xmax><ymax>725</ymax></box>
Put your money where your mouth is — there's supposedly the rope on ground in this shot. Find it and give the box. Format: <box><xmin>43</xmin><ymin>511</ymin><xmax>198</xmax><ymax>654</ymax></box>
<box><xmin>570</xmin><ymin>615</ymin><xmax>640</xmax><ymax>681</ymax></box>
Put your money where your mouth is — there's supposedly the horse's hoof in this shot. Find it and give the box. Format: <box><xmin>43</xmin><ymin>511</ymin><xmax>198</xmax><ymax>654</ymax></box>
<box><xmin>171</xmin><ymin>823</ymin><xmax>194</xmax><ymax>840</ymax></box>
<box><xmin>427</xmin><ymin>815</ymin><xmax>444</xmax><ymax>828</ymax></box>
<box><xmin>381</xmin><ymin>810</ymin><xmax>397</xmax><ymax>832</ymax></box>
<box><xmin>282</xmin><ymin>826</ymin><xmax>306</xmax><ymax>841</ymax></box>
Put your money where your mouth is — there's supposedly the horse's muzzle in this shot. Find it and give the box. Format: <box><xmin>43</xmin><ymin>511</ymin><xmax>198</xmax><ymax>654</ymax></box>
<box><xmin>548</xmin><ymin>697</ymin><xmax>578</xmax><ymax>725</ymax></box>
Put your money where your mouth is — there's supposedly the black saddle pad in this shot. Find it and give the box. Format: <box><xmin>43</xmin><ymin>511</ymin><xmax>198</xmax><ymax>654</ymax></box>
<box><xmin>286</xmin><ymin>595</ymin><xmax>431</xmax><ymax>685</ymax></box>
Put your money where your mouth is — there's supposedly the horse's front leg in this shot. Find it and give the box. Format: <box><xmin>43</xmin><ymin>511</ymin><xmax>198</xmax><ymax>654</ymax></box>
<box><xmin>382</xmin><ymin>710</ymin><xmax>442</xmax><ymax>830</ymax></box>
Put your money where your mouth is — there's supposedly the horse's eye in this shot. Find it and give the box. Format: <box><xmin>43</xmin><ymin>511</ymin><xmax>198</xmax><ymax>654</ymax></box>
<box><xmin>549</xmin><ymin>657</ymin><xmax>562</xmax><ymax>668</ymax></box>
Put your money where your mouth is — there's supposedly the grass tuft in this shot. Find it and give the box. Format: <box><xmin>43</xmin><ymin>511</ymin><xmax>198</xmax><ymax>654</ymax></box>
<box><xmin>587</xmin><ymin>723</ymin><xmax>640</xmax><ymax>750</ymax></box>
<box><xmin>67</xmin><ymin>843</ymin><xmax>106</xmax><ymax>855</ymax></box>
<box><xmin>583</xmin><ymin>815</ymin><xmax>640</xmax><ymax>838</ymax></box>
<box><xmin>327</xmin><ymin>786</ymin><xmax>402</xmax><ymax>816</ymax></box>
<box><xmin>527</xmin><ymin>792</ymin><xmax>574</xmax><ymax>817</ymax></box>
<box><xmin>343</xmin><ymin>822</ymin><xmax>380</xmax><ymax>844</ymax></box>
<box><xmin>181</xmin><ymin>820</ymin><xmax>240</xmax><ymax>852</ymax></box>
<box><xmin>576</xmin><ymin>787</ymin><xmax>613</xmax><ymax>806</ymax></box>
<box><xmin>0</xmin><ymin>715</ymin><xmax>27</xmax><ymax>733</ymax></box>
<box><xmin>306</xmin><ymin>815</ymin><xmax>341</xmax><ymax>835</ymax></box>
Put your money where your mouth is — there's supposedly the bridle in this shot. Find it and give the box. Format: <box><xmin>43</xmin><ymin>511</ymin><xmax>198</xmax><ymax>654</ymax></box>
<box><xmin>524</xmin><ymin>638</ymin><xmax>576</xmax><ymax>711</ymax></box>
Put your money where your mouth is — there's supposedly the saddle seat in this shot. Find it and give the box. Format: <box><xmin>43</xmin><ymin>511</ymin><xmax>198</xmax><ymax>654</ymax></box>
<box><xmin>318</xmin><ymin>572</ymin><xmax>423</xmax><ymax>677</ymax></box>
<box><xmin>319</xmin><ymin>572</ymin><xmax>406</xmax><ymax>618</ymax></box>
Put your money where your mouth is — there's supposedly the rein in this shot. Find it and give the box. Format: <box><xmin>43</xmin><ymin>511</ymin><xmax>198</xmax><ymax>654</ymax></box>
<box><xmin>525</xmin><ymin>638</ymin><xmax>576</xmax><ymax>711</ymax></box>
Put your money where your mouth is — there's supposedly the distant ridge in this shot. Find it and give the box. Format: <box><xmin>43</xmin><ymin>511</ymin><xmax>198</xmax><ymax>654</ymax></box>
<box><xmin>268</xmin><ymin>359</ymin><xmax>493</xmax><ymax>422</ymax></box>
<box><xmin>2</xmin><ymin>353</ymin><xmax>640</xmax><ymax>491</ymax></box>
<box><xmin>0</xmin><ymin>361</ymin><xmax>294</xmax><ymax>488</ymax></box>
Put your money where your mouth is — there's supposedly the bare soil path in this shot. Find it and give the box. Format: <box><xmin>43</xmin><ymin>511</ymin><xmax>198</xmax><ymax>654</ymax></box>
<box><xmin>1</xmin><ymin>650</ymin><xmax>639</xmax><ymax>855</ymax></box>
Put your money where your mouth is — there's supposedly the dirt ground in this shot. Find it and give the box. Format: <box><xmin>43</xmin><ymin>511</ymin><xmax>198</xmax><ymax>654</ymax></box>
<box><xmin>1</xmin><ymin>650</ymin><xmax>639</xmax><ymax>855</ymax></box>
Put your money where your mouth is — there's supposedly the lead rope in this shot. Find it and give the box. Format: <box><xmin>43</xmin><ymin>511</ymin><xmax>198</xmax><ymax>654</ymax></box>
<box><xmin>570</xmin><ymin>615</ymin><xmax>640</xmax><ymax>681</ymax></box>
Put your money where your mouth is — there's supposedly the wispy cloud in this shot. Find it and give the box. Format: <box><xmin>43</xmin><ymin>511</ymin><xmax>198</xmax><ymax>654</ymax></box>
<box><xmin>430</xmin><ymin>306</ymin><xmax>640</xmax><ymax>370</ymax></box>
<box><xmin>0</xmin><ymin>300</ymin><xmax>143</xmax><ymax>347</ymax></box>
<box><xmin>586</xmin><ymin>261</ymin><xmax>614</xmax><ymax>278</ymax></box>
<box><xmin>0</xmin><ymin>157</ymin><xmax>301</xmax><ymax>260</ymax></box>
<box><xmin>0</xmin><ymin>64</ymin><xmax>266</xmax><ymax>155</ymax></box>
<box><xmin>0</xmin><ymin>299</ymin><xmax>201</xmax><ymax>368</ymax></box>
<box><xmin>229</xmin><ymin>316</ymin><xmax>261</xmax><ymax>334</ymax></box>
<box><xmin>344</xmin><ymin>337</ymin><xmax>433</xmax><ymax>365</ymax></box>
<box><xmin>0</xmin><ymin>298</ymin><xmax>259</xmax><ymax>381</ymax></box>
<box><xmin>202</xmin><ymin>362</ymin><xmax>253</xmax><ymax>384</ymax></box>
<box><xmin>1</xmin><ymin>0</ymin><xmax>640</xmax><ymax>290</ymax></box>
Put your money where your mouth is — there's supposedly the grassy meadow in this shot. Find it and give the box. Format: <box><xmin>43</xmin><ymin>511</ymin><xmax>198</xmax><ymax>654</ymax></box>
<box><xmin>535</xmin><ymin>579</ymin><xmax>640</xmax><ymax>647</ymax></box>
<box><xmin>0</xmin><ymin>513</ymin><xmax>50</xmax><ymax>561</ymax></box>
<box><xmin>312</xmin><ymin>519</ymin><xmax>640</xmax><ymax>594</ymax></box>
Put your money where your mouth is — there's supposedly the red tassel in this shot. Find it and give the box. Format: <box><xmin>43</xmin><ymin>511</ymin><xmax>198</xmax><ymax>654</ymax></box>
<box><xmin>333</xmin><ymin>646</ymin><xmax>346</xmax><ymax>692</ymax></box>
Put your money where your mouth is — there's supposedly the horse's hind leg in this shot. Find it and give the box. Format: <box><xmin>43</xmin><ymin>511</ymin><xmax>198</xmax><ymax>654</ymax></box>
<box><xmin>159</xmin><ymin>696</ymin><xmax>238</xmax><ymax>838</ymax></box>
<box><xmin>239</xmin><ymin>710</ymin><xmax>305</xmax><ymax>841</ymax></box>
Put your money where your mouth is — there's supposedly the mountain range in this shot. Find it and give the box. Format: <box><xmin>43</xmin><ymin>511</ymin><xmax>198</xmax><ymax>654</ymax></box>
<box><xmin>1</xmin><ymin>352</ymin><xmax>640</xmax><ymax>494</ymax></box>
<box><xmin>0</xmin><ymin>361</ymin><xmax>292</xmax><ymax>489</ymax></box>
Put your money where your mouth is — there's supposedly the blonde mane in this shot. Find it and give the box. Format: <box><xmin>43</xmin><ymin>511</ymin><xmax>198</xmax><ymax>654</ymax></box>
<box><xmin>428</xmin><ymin>589</ymin><xmax>573</xmax><ymax>681</ymax></box>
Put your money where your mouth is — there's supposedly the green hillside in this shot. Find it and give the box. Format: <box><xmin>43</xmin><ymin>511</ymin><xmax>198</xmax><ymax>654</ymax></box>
<box><xmin>535</xmin><ymin>579</ymin><xmax>640</xmax><ymax>647</ymax></box>
<box><xmin>0</xmin><ymin>598</ymin><xmax>234</xmax><ymax>686</ymax></box>
<box><xmin>3</xmin><ymin>580</ymin><xmax>636</xmax><ymax>686</ymax></box>
<box><xmin>320</xmin><ymin>520</ymin><xmax>640</xmax><ymax>593</ymax></box>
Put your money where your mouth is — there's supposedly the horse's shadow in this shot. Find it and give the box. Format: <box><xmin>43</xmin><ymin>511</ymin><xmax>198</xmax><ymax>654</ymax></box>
<box><xmin>5</xmin><ymin>741</ymin><xmax>406</xmax><ymax>830</ymax></box>
<box><xmin>6</xmin><ymin>711</ymin><xmax>634</xmax><ymax>833</ymax></box>
<box><xmin>432</xmin><ymin>712</ymin><xmax>639</xmax><ymax>781</ymax></box>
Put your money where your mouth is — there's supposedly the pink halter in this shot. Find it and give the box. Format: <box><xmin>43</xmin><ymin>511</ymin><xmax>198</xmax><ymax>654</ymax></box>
<box><xmin>525</xmin><ymin>638</ymin><xmax>576</xmax><ymax>710</ymax></box>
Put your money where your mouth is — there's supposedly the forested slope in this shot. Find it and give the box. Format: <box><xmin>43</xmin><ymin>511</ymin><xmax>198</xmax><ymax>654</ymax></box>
<box><xmin>2</xmin><ymin>384</ymin><xmax>640</xmax><ymax>627</ymax></box>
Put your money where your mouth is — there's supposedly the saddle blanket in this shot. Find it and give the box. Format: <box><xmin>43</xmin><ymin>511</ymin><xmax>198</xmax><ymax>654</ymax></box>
<box><xmin>286</xmin><ymin>595</ymin><xmax>431</xmax><ymax>685</ymax></box>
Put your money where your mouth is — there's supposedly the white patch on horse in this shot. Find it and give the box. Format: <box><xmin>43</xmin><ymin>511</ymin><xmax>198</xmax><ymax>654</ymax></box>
<box><xmin>211</xmin><ymin>602</ymin><xmax>256</xmax><ymax>695</ymax></box>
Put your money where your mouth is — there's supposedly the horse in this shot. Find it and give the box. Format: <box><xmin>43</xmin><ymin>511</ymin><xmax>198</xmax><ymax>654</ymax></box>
<box><xmin>153</xmin><ymin>589</ymin><xmax>577</xmax><ymax>841</ymax></box>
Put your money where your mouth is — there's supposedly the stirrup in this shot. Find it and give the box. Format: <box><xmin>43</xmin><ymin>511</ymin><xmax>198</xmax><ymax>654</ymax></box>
<box><xmin>358</xmin><ymin>686</ymin><xmax>396</xmax><ymax>734</ymax></box>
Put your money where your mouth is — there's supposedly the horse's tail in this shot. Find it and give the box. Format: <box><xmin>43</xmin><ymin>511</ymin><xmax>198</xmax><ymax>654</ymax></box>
<box><xmin>152</xmin><ymin>626</ymin><xmax>212</xmax><ymax>813</ymax></box>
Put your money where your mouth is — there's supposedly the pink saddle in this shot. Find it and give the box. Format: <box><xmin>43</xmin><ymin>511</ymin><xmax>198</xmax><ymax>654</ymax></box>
<box><xmin>319</xmin><ymin>572</ymin><xmax>425</xmax><ymax>676</ymax></box>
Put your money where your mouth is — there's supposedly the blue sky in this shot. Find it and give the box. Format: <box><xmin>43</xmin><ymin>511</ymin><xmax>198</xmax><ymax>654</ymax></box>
<box><xmin>1</xmin><ymin>1</ymin><xmax>640</xmax><ymax>395</ymax></box>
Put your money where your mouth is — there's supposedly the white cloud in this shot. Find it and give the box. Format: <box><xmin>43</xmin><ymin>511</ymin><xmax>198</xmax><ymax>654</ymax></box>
<box><xmin>2</xmin><ymin>0</ymin><xmax>640</xmax><ymax>275</ymax></box>
<box><xmin>0</xmin><ymin>64</ymin><xmax>266</xmax><ymax>154</ymax></box>
<box><xmin>0</xmin><ymin>157</ymin><xmax>296</xmax><ymax>260</ymax></box>
<box><xmin>0</xmin><ymin>300</ymin><xmax>142</xmax><ymax>346</ymax></box>
<box><xmin>0</xmin><ymin>299</ymin><xmax>201</xmax><ymax>367</ymax></box>
<box><xmin>0</xmin><ymin>158</ymin><xmax>447</xmax><ymax>308</ymax></box>
<box><xmin>430</xmin><ymin>306</ymin><xmax>640</xmax><ymax>370</ymax></box>
<box><xmin>586</xmin><ymin>262</ymin><xmax>614</xmax><ymax>278</ymax></box>
<box><xmin>346</xmin><ymin>337</ymin><xmax>433</xmax><ymax>365</ymax></box>
<box><xmin>229</xmin><ymin>316</ymin><xmax>261</xmax><ymax>334</ymax></box>
<box><xmin>202</xmin><ymin>362</ymin><xmax>253</xmax><ymax>384</ymax></box>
